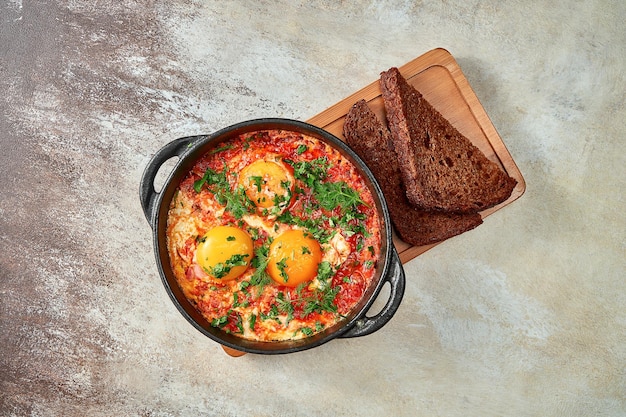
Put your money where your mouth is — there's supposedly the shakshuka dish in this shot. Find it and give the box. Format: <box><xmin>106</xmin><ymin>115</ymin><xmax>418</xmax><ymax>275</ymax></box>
<box><xmin>166</xmin><ymin>129</ymin><xmax>383</xmax><ymax>342</ymax></box>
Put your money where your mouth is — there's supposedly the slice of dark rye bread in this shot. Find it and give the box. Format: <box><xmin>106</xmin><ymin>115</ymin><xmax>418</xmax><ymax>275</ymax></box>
<box><xmin>343</xmin><ymin>99</ymin><xmax>482</xmax><ymax>246</ymax></box>
<box><xmin>380</xmin><ymin>67</ymin><xmax>517</xmax><ymax>213</ymax></box>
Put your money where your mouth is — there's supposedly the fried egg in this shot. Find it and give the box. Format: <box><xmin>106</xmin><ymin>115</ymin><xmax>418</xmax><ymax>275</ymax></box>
<box><xmin>267</xmin><ymin>229</ymin><xmax>322</xmax><ymax>287</ymax></box>
<box><xmin>196</xmin><ymin>225</ymin><xmax>253</xmax><ymax>282</ymax></box>
<box><xmin>238</xmin><ymin>156</ymin><xmax>294</xmax><ymax>213</ymax></box>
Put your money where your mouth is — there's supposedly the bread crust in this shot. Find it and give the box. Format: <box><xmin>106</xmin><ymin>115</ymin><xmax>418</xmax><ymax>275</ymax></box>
<box><xmin>343</xmin><ymin>99</ymin><xmax>482</xmax><ymax>246</ymax></box>
<box><xmin>380</xmin><ymin>67</ymin><xmax>517</xmax><ymax>213</ymax></box>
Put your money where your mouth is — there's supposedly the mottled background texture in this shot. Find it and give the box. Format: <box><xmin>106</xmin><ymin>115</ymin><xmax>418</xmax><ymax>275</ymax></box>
<box><xmin>1</xmin><ymin>1</ymin><xmax>625</xmax><ymax>416</ymax></box>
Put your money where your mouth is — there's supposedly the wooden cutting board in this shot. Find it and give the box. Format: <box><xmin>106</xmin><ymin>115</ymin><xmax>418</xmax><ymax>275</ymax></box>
<box><xmin>306</xmin><ymin>48</ymin><xmax>526</xmax><ymax>264</ymax></box>
<box><xmin>222</xmin><ymin>48</ymin><xmax>525</xmax><ymax>357</ymax></box>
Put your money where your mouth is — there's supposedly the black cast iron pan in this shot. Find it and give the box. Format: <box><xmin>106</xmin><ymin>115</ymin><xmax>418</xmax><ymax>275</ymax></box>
<box><xmin>139</xmin><ymin>118</ymin><xmax>405</xmax><ymax>354</ymax></box>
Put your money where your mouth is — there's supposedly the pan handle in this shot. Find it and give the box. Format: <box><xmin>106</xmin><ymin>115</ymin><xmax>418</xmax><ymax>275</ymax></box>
<box><xmin>339</xmin><ymin>247</ymin><xmax>405</xmax><ymax>338</ymax></box>
<box><xmin>139</xmin><ymin>136</ymin><xmax>199</xmax><ymax>225</ymax></box>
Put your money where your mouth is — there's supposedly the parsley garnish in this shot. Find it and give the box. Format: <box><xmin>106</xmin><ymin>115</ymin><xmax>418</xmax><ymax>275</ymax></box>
<box><xmin>250</xmin><ymin>175</ymin><xmax>263</xmax><ymax>192</ymax></box>
<box><xmin>314</xmin><ymin>181</ymin><xmax>365</xmax><ymax>211</ymax></box>
<box><xmin>232</xmin><ymin>291</ymin><xmax>240</xmax><ymax>307</ymax></box>
<box><xmin>276</xmin><ymin>257</ymin><xmax>289</xmax><ymax>283</ymax></box>
<box><xmin>282</xmin><ymin>156</ymin><xmax>368</xmax><ymax>243</ymax></box>
<box><xmin>211</xmin><ymin>310</ymin><xmax>244</xmax><ymax>334</ymax></box>
<box><xmin>193</xmin><ymin>166</ymin><xmax>225</xmax><ymax>193</ymax></box>
<box><xmin>296</xmin><ymin>327</ymin><xmax>314</xmax><ymax>337</ymax></box>
<box><xmin>288</xmin><ymin>157</ymin><xmax>330</xmax><ymax>188</ymax></box>
<box><xmin>210</xmin><ymin>144</ymin><xmax>234</xmax><ymax>154</ymax></box>
<box><xmin>193</xmin><ymin>165</ymin><xmax>255</xmax><ymax>218</ymax></box>
<box><xmin>211</xmin><ymin>315</ymin><xmax>229</xmax><ymax>328</ymax></box>
<box><xmin>302</xmin><ymin>285</ymin><xmax>340</xmax><ymax>316</ymax></box>
<box><xmin>276</xmin><ymin>210</ymin><xmax>335</xmax><ymax>244</ymax></box>
<box><xmin>276</xmin><ymin>292</ymin><xmax>295</xmax><ymax>325</ymax></box>
<box><xmin>234</xmin><ymin>313</ymin><xmax>244</xmax><ymax>334</ymax></box>
<box><xmin>205</xmin><ymin>253</ymin><xmax>249</xmax><ymax>279</ymax></box>
<box><xmin>316</xmin><ymin>261</ymin><xmax>334</xmax><ymax>286</ymax></box>
<box><xmin>248</xmin><ymin>227</ymin><xmax>260</xmax><ymax>241</ymax></box>
<box><xmin>260</xmin><ymin>305</ymin><xmax>281</xmax><ymax>323</ymax></box>
<box><xmin>248</xmin><ymin>244</ymin><xmax>272</xmax><ymax>296</ymax></box>
<box><xmin>265</xmin><ymin>262</ymin><xmax>341</xmax><ymax>325</ymax></box>
<box><xmin>232</xmin><ymin>292</ymin><xmax>249</xmax><ymax>308</ymax></box>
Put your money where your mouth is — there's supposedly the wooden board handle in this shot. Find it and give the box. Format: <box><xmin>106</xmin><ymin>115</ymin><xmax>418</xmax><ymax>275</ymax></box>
<box><xmin>222</xmin><ymin>345</ymin><xmax>247</xmax><ymax>357</ymax></box>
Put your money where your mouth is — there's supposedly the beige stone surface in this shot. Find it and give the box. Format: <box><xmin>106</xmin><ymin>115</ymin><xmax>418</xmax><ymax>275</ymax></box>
<box><xmin>1</xmin><ymin>1</ymin><xmax>624</xmax><ymax>416</ymax></box>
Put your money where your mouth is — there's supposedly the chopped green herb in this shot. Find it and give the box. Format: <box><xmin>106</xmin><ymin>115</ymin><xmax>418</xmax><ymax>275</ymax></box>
<box><xmin>206</xmin><ymin>253</ymin><xmax>249</xmax><ymax>279</ymax></box>
<box><xmin>193</xmin><ymin>166</ymin><xmax>225</xmax><ymax>193</ymax></box>
<box><xmin>314</xmin><ymin>181</ymin><xmax>365</xmax><ymax>212</ymax></box>
<box><xmin>249</xmin><ymin>244</ymin><xmax>272</xmax><ymax>296</ymax></box>
<box><xmin>193</xmin><ymin>165</ymin><xmax>255</xmax><ymax>218</ymax></box>
<box><xmin>234</xmin><ymin>313</ymin><xmax>244</xmax><ymax>334</ymax></box>
<box><xmin>232</xmin><ymin>292</ymin><xmax>249</xmax><ymax>308</ymax></box>
<box><xmin>211</xmin><ymin>315</ymin><xmax>229</xmax><ymax>328</ymax></box>
<box><xmin>276</xmin><ymin>257</ymin><xmax>289</xmax><ymax>283</ymax></box>
<box><xmin>210</xmin><ymin>144</ymin><xmax>234</xmax><ymax>154</ymax></box>
<box><xmin>276</xmin><ymin>292</ymin><xmax>295</xmax><ymax>325</ymax></box>
<box><xmin>248</xmin><ymin>227</ymin><xmax>260</xmax><ymax>240</ymax></box>
<box><xmin>283</xmin><ymin>156</ymin><xmax>370</xmax><ymax>244</ymax></box>
<box><xmin>297</xmin><ymin>327</ymin><xmax>314</xmax><ymax>337</ymax></box>
<box><xmin>316</xmin><ymin>261</ymin><xmax>334</xmax><ymax>284</ymax></box>
<box><xmin>250</xmin><ymin>175</ymin><xmax>263</xmax><ymax>192</ymax></box>
<box><xmin>276</xmin><ymin>210</ymin><xmax>335</xmax><ymax>244</ymax></box>
<box><xmin>288</xmin><ymin>157</ymin><xmax>330</xmax><ymax>188</ymax></box>
<box><xmin>302</xmin><ymin>285</ymin><xmax>340</xmax><ymax>316</ymax></box>
<box><xmin>260</xmin><ymin>305</ymin><xmax>281</xmax><ymax>323</ymax></box>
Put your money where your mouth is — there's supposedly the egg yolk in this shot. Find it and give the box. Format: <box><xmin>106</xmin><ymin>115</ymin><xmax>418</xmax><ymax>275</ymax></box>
<box><xmin>238</xmin><ymin>159</ymin><xmax>293</xmax><ymax>210</ymax></box>
<box><xmin>196</xmin><ymin>226</ymin><xmax>254</xmax><ymax>282</ymax></box>
<box><xmin>267</xmin><ymin>229</ymin><xmax>322</xmax><ymax>287</ymax></box>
